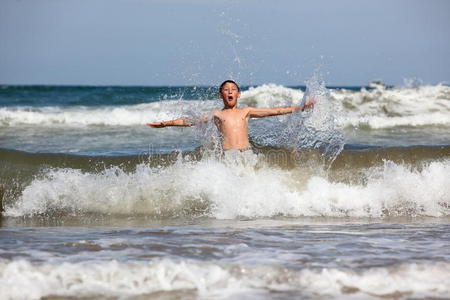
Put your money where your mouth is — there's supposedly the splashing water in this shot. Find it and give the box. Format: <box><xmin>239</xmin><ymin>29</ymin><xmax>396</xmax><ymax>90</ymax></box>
<box><xmin>195</xmin><ymin>112</ymin><xmax>223</xmax><ymax>154</ymax></box>
<box><xmin>184</xmin><ymin>72</ymin><xmax>346</xmax><ymax>162</ymax></box>
<box><xmin>280</xmin><ymin>72</ymin><xmax>345</xmax><ymax>164</ymax></box>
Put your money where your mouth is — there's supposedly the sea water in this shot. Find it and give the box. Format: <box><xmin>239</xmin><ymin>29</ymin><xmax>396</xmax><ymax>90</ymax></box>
<box><xmin>1</xmin><ymin>82</ymin><xmax>450</xmax><ymax>299</ymax></box>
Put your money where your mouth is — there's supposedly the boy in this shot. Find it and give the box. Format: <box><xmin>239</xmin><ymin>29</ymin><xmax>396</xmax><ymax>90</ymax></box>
<box><xmin>147</xmin><ymin>80</ymin><xmax>314</xmax><ymax>150</ymax></box>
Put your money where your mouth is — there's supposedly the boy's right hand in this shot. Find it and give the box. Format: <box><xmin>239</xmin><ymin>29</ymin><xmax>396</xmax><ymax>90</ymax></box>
<box><xmin>146</xmin><ymin>122</ymin><xmax>165</xmax><ymax>128</ymax></box>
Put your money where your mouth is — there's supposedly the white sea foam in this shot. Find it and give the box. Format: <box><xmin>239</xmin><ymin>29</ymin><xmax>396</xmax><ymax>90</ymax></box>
<box><xmin>0</xmin><ymin>100</ymin><xmax>217</xmax><ymax>127</ymax></box>
<box><xmin>0</xmin><ymin>259</ymin><xmax>449</xmax><ymax>299</ymax></box>
<box><xmin>333</xmin><ymin>83</ymin><xmax>450</xmax><ymax>129</ymax></box>
<box><xmin>6</xmin><ymin>153</ymin><xmax>450</xmax><ymax>218</ymax></box>
<box><xmin>1</xmin><ymin>83</ymin><xmax>449</xmax><ymax>129</ymax></box>
<box><xmin>239</xmin><ymin>83</ymin><xmax>302</xmax><ymax>107</ymax></box>
<box><xmin>242</xmin><ymin>83</ymin><xmax>450</xmax><ymax>129</ymax></box>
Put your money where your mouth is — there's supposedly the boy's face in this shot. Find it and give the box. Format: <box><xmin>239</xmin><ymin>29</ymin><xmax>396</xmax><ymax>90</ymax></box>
<box><xmin>220</xmin><ymin>82</ymin><xmax>240</xmax><ymax>108</ymax></box>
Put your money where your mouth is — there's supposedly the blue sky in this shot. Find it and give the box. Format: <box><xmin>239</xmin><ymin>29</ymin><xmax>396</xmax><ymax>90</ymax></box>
<box><xmin>1</xmin><ymin>0</ymin><xmax>449</xmax><ymax>86</ymax></box>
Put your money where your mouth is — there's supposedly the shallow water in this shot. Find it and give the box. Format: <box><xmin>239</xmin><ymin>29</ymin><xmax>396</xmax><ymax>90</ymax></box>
<box><xmin>1</xmin><ymin>218</ymin><xmax>450</xmax><ymax>299</ymax></box>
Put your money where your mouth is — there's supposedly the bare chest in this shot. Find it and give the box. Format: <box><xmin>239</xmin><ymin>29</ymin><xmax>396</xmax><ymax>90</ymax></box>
<box><xmin>216</xmin><ymin>111</ymin><xmax>248</xmax><ymax>128</ymax></box>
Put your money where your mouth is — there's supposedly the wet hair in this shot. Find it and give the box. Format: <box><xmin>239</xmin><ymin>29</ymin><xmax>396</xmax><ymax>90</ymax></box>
<box><xmin>219</xmin><ymin>80</ymin><xmax>240</xmax><ymax>92</ymax></box>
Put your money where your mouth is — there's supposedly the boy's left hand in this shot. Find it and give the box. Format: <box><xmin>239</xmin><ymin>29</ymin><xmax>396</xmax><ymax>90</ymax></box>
<box><xmin>302</xmin><ymin>97</ymin><xmax>315</xmax><ymax>111</ymax></box>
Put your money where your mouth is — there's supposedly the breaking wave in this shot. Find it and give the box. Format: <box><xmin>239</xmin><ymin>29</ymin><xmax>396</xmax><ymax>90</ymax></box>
<box><xmin>1</xmin><ymin>83</ymin><xmax>449</xmax><ymax>129</ymax></box>
<box><xmin>4</xmin><ymin>151</ymin><xmax>450</xmax><ymax>219</ymax></box>
<box><xmin>1</xmin><ymin>259</ymin><xmax>449</xmax><ymax>300</ymax></box>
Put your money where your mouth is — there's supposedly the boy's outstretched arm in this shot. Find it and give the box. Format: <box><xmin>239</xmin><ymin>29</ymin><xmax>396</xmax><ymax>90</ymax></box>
<box><xmin>146</xmin><ymin>118</ymin><xmax>192</xmax><ymax>128</ymax></box>
<box><xmin>247</xmin><ymin>98</ymin><xmax>315</xmax><ymax>118</ymax></box>
<box><xmin>247</xmin><ymin>106</ymin><xmax>300</xmax><ymax>118</ymax></box>
<box><xmin>146</xmin><ymin>113</ymin><xmax>213</xmax><ymax>128</ymax></box>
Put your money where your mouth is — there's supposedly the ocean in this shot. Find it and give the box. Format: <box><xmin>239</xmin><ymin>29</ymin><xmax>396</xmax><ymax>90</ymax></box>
<box><xmin>0</xmin><ymin>82</ymin><xmax>449</xmax><ymax>299</ymax></box>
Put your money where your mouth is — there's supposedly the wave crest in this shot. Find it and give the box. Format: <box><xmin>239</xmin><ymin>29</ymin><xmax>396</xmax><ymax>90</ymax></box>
<box><xmin>1</xmin><ymin>259</ymin><xmax>449</xmax><ymax>299</ymax></box>
<box><xmin>1</xmin><ymin>83</ymin><xmax>449</xmax><ymax>129</ymax></box>
<box><xmin>5</xmin><ymin>152</ymin><xmax>450</xmax><ymax>219</ymax></box>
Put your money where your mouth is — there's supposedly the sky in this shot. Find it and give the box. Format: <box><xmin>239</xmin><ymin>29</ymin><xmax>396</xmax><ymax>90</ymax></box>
<box><xmin>0</xmin><ymin>0</ymin><xmax>449</xmax><ymax>86</ymax></box>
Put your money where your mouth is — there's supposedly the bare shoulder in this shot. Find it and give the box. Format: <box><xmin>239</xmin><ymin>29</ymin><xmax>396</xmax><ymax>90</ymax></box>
<box><xmin>241</xmin><ymin>106</ymin><xmax>253</xmax><ymax>117</ymax></box>
<box><xmin>240</xmin><ymin>106</ymin><xmax>252</xmax><ymax>113</ymax></box>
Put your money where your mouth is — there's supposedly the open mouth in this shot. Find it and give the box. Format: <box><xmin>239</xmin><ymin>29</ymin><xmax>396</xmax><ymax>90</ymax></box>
<box><xmin>228</xmin><ymin>96</ymin><xmax>233</xmax><ymax>100</ymax></box>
